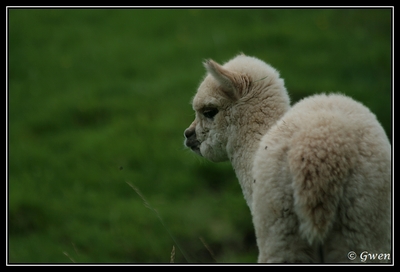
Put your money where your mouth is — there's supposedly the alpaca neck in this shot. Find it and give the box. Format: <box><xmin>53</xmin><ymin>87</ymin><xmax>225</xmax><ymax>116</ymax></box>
<box><xmin>227</xmin><ymin>83</ymin><xmax>290</xmax><ymax>210</ymax></box>
<box><xmin>228</xmin><ymin>131</ymin><xmax>262</xmax><ymax>209</ymax></box>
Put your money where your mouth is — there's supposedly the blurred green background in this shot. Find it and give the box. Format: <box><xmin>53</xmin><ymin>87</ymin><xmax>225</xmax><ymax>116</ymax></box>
<box><xmin>8</xmin><ymin>8</ymin><xmax>392</xmax><ymax>263</ymax></box>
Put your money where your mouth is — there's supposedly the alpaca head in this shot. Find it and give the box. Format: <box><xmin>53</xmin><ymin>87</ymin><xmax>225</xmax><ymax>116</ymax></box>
<box><xmin>184</xmin><ymin>54</ymin><xmax>289</xmax><ymax>162</ymax></box>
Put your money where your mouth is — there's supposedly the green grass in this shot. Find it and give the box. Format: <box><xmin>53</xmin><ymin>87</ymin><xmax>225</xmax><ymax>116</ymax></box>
<box><xmin>8</xmin><ymin>8</ymin><xmax>392</xmax><ymax>263</ymax></box>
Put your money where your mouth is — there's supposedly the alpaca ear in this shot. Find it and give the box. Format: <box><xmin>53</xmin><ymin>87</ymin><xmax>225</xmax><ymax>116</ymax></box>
<box><xmin>204</xmin><ymin>59</ymin><xmax>243</xmax><ymax>100</ymax></box>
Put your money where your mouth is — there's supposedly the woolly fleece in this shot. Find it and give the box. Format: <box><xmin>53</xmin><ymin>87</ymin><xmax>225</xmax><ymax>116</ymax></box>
<box><xmin>184</xmin><ymin>54</ymin><xmax>391</xmax><ymax>263</ymax></box>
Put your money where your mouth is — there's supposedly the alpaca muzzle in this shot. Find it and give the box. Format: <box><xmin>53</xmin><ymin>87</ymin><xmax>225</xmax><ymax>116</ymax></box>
<box><xmin>184</xmin><ymin>127</ymin><xmax>202</xmax><ymax>156</ymax></box>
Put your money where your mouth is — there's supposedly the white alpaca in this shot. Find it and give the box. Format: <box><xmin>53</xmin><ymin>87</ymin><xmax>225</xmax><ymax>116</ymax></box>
<box><xmin>184</xmin><ymin>54</ymin><xmax>391</xmax><ymax>263</ymax></box>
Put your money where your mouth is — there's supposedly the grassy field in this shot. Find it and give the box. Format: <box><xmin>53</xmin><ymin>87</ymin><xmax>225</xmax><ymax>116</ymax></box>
<box><xmin>8</xmin><ymin>8</ymin><xmax>392</xmax><ymax>264</ymax></box>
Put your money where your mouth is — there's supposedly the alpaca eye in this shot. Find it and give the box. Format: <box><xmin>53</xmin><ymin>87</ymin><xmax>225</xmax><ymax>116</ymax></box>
<box><xmin>203</xmin><ymin>108</ymin><xmax>219</xmax><ymax>119</ymax></box>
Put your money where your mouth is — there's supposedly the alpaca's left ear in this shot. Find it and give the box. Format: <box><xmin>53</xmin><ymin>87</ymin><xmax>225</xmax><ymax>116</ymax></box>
<box><xmin>204</xmin><ymin>59</ymin><xmax>248</xmax><ymax>101</ymax></box>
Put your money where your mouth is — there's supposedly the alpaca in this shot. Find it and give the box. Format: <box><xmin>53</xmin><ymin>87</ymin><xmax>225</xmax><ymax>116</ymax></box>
<box><xmin>183</xmin><ymin>54</ymin><xmax>391</xmax><ymax>263</ymax></box>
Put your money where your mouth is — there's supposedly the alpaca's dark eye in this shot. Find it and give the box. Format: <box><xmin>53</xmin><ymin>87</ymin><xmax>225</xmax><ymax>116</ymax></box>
<box><xmin>203</xmin><ymin>108</ymin><xmax>219</xmax><ymax>119</ymax></box>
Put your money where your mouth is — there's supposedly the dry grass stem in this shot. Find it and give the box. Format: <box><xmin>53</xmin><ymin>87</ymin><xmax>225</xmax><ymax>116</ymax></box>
<box><xmin>199</xmin><ymin>236</ymin><xmax>217</xmax><ymax>262</ymax></box>
<box><xmin>63</xmin><ymin>251</ymin><xmax>76</xmax><ymax>263</ymax></box>
<box><xmin>126</xmin><ymin>181</ymin><xmax>191</xmax><ymax>263</ymax></box>
<box><xmin>170</xmin><ymin>245</ymin><xmax>175</xmax><ymax>263</ymax></box>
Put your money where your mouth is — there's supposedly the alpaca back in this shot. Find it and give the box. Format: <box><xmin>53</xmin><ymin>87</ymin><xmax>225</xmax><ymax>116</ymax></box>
<box><xmin>252</xmin><ymin>93</ymin><xmax>391</xmax><ymax>262</ymax></box>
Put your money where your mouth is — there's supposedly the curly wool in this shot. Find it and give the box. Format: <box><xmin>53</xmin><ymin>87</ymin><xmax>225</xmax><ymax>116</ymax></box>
<box><xmin>184</xmin><ymin>54</ymin><xmax>391</xmax><ymax>263</ymax></box>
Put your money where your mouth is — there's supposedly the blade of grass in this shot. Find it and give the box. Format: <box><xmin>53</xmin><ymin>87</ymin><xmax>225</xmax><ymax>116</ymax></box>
<box><xmin>126</xmin><ymin>181</ymin><xmax>192</xmax><ymax>263</ymax></box>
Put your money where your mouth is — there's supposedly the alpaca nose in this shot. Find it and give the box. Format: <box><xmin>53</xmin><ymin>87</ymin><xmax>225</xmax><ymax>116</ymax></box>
<box><xmin>184</xmin><ymin>127</ymin><xmax>195</xmax><ymax>139</ymax></box>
